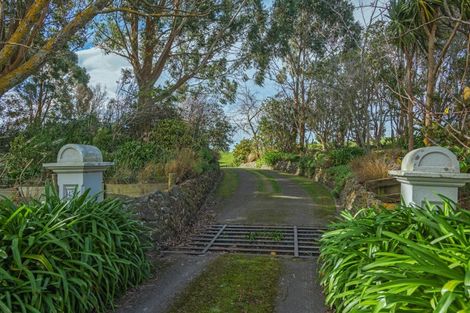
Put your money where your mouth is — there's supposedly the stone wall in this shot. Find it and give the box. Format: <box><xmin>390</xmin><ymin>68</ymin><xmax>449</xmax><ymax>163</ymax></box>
<box><xmin>126</xmin><ymin>170</ymin><xmax>221</xmax><ymax>247</ymax></box>
<box><xmin>311</xmin><ymin>166</ymin><xmax>382</xmax><ymax>210</ymax></box>
<box><xmin>272</xmin><ymin>161</ymin><xmax>300</xmax><ymax>175</ymax></box>
<box><xmin>339</xmin><ymin>178</ymin><xmax>382</xmax><ymax>211</ymax></box>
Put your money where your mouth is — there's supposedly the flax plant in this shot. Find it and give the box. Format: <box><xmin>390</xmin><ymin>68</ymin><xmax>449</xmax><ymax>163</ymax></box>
<box><xmin>319</xmin><ymin>200</ymin><xmax>470</xmax><ymax>312</ymax></box>
<box><xmin>0</xmin><ymin>187</ymin><xmax>150</xmax><ymax>313</ymax></box>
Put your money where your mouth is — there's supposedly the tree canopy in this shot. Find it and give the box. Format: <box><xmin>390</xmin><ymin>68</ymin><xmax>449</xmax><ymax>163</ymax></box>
<box><xmin>1</xmin><ymin>0</ymin><xmax>469</xmax><ymax>185</ymax></box>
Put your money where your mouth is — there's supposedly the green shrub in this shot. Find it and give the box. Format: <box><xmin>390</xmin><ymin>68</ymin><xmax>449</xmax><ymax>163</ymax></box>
<box><xmin>298</xmin><ymin>155</ymin><xmax>316</xmax><ymax>177</ymax></box>
<box><xmin>450</xmin><ymin>146</ymin><xmax>470</xmax><ymax>173</ymax></box>
<box><xmin>197</xmin><ymin>146</ymin><xmax>219</xmax><ymax>172</ymax></box>
<box><xmin>326</xmin><ymin>165</ymin><xmax>353</xmax><ymax>196</ymax></box>
<box><xmin>92</xmin><ymin>127</ymin><xmax>130</xmax><ymax>161</ymax></box>
<box><xmin>261</xmin><ymin>151</ymin><xmax>280</xmax><ymax>166</ymax></box>
<box><xmin>255</xmin><ymin>157</ymin><xmax>265</xmax><ymax>168</ymax></box>
<box><xmin>233</xmin><ymin>139</ymin><xmax>253</xmax><ymax>166</ymax></box>
<box><xmin>319</xmin><ymin>201</ymin><xmax>470</xmax><ymax>312</ymax></box>
<box><xmin>262</xmin><ymin>151</ymin><xmax>300</xmax><ymax>166</ymax></box>
<box><xmin>312</xmin><ymin>151</ymin><xmax>329</xmax><ymax>168</ymax></box>
<box><xmin>328</xmin><ymin>146</ymin><xmax>365</xmax><ymax>166</ymax></box>
<box><xmin>113</xmin><ymin>140</ymin><xmax>163</xmax><ymax>171</ymax></box>
<box><xmin>3</xmin><ymin>133</ymin><xmax>62</xmax><ymax>183</ymax></box>
<box><xmin>110</xmin><ymin>138</ymin><xmax>217</xmax><ymax>183</ymax></box>
<box><xmin>0</xmin><ymin>188</ymin><xmax>150</xmax><ymax>312</ymax></box>
<box><xmin>150</xmin><ymin>119</ymin><xmax>195</xmax><ymax>151</ymax></box>
<box><xmin>3</xmin><ymin>118</ymin><xmax>102</xmax><ymax>184</ymax></box>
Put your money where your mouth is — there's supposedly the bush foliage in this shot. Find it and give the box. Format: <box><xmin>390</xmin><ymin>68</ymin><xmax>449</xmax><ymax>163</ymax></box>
<box><xmin>262</xmin><ymin>151</ymin><xmax>300</xmax><ymax>166</ymax></box>
<box><xmin>327</xmin><ymin>146</ymin><xmax>365</xmax><ymax>166</ymax></box>
<box><xmin>233</xmin><ymin>139</ymin><xmax>253</xmax><ymax>166</ymax></box>
<box><xmin>325</xmin><ymin>165</ymin><xmax>353</xmax><ymax>196</ymax></box>
<box><xmin>260</xmin><ymin>146</ymin><xmax>364</xmax><ymax>169</ymax></box>
<box><xmin>0</xmin><ymin>189</ymin><xmax>150</xmax><ymax>312</ymax></box>
<box><xmin>164</xmin><ymin>147</ymin><xmax>217</xmax><ymax>183</ymax></box>
<box><xmin>150</xmin><ymin>119</ymin><xmax>194</xmax><ymax>151</ymax></box>
<box><xmin>105</xmin><ymin>119</ymin><xmax>219</xmax><ymax>183</ymax></box>
<box><xmin>1</xmin><ymin>116</ymin><xmax>222</xmax><ymax>186</ymax></box>
<box><xmin>319</xmin><ymin>201</ymin><xmax>470</xmax><ymax>312</ymax></box>
<box><xmin>114</xmin><ymin>140</ymin><xmax>163</xmax><ymax>172</ymax></box>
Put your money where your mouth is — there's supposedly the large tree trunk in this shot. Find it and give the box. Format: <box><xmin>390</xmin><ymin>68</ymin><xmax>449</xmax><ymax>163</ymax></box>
<box><xmin>134</xmin><ymin>79</ymin><xmax>157</xmax><ymax>135</ymax></box>
<box><xmin>424</xmin><ymin>22</ymin><xmax>437</xmax><ymax>147</ymax></box>
<box><xmin>0</xmin><ymin>0</ymin><xmax>111</xmax><ymax>96</ymax></box>
<box><xmin>405</xmin><ymin>50</ymin><xmax>415</xmax><ymax>151</ymax></box>
<box><xmin>292</xmin><ymin>93</ymin><xmax>302</xmax><ymax>152</ymax></box>
<box><xmin>298</xmin><ymin>120</ymin><xmax>305</xmax><ymax>151</ymax></box>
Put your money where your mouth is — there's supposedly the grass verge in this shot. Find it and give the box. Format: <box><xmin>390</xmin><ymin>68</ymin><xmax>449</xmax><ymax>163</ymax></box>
<box><xmin>248</xmin><ymin>169</ymin><xmax>269</xmax><ymax>193</ymax></box>
<box><xmin>249</xmin><ymin>169</ymin><xmax>282</xmax><ymax>194</ymax></box>
<box><xmin>216</xmin><ymin>168</ymin><xmax>239</xmax><ymax>198</ymax></box>
<box><xmin>255</xmin><ymin>170</ymin><xmax>282</xmax><ymax>193</ymax></box>
<box><xmin>167</xmin><ymin>255</ymin><xmax>281</xmax><ymax>313</ymax></box>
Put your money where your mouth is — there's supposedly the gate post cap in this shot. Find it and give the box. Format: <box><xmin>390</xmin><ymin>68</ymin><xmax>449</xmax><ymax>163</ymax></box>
<box><xmin>401</xmin><ymin>146</ymin><xmax>460</xmax><ymax>173</ymax></box>
<box><xmin>57</xmin><ymin>144</ymin><xmax>103</xmax><ymax>163</ymax></box>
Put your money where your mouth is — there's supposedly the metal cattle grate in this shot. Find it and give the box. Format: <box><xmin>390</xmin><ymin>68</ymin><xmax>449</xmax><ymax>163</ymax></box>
<box><xmin>167</xmin><ymin>224</ymin><xmax>325</xmax><ymax>258</ymax></box>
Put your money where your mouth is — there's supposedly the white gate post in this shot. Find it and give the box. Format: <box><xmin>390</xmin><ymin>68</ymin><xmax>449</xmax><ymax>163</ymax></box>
<box><xmin>43</xmin><ymin>144</ymin><xmax>113</xmax><ymax>201</ymax></box>
<box><xmin>389</xmin><ymin>146</ymin><xmax>470</xmax><ymax>207</ymax></box>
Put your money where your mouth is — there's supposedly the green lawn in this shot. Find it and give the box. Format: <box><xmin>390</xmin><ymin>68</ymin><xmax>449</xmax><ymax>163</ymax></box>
<box><xmin>216</xmin><ymin>168</ymin><xmax>239</xmax><ymax>198</ymax></box>
<box><xmin>219</xmin><ymin>151</ymin><xmax>235</xmax><ymax>167</ymax></box>
<box><xmin>167</xmin><ymin>255</ymin><xmax>281</xmax><ymax>313</ymax></box>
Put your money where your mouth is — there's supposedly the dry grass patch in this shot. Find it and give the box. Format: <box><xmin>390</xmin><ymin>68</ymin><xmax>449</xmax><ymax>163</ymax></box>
<box><xmin>351</xmin><ymin>149</ymin><xmax>402</xmax><ymax>183</ymax></box>
<box><xmin>138</xmin><ymin>161</ymin><xmax>165</xmax><ymax>183</ymax></box>
<box><xmin>165</xmin><ymin>148</ymin><xmax>199</xmax><ymax>182</ymax></box>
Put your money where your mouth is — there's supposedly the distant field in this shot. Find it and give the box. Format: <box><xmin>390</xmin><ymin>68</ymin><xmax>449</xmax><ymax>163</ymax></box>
<box><xmin>219</xmin><ymin>151</ymin><xmax>235</xmax><ymax>167</ymax></box>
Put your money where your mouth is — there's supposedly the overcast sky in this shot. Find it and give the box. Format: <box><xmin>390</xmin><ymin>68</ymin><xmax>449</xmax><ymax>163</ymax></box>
<box><xmin>77</xmin><ymin>47</ymin><xmax>130</xmax><ymax>98</ymax></box>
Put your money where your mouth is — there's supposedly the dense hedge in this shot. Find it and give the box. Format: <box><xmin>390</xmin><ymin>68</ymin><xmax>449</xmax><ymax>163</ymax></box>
<box><xmin>0</xmin><ymin>189</ymin><xmax>150</xmax><ymax>312</ymax></box>
<box><xmin>262</xmin><ymin>151</ymin><xmax>300</xmax><ymax>166</ymax></box>
<box><xmin>262</xmin><ymin>146</ymin><xmax>364</xmax><ymax>169</ymax></box>
<box><xmin>319</xmin><ymin>201</ymin><xmax>470</xmax><ymax>312</ymax></box>
<box><xmin>2</xmin><ymin>117</ymin><xmax>222</xmax><ymax>185</ymax></box>
<box><xmin>233</xmin><ymin>139</ymin><xmax>254</xmax><ymax>166</ymax></box>
<box><xmin>327</xmin><ymin>146</ymin><xmax>365</xmax><ymax>166</ymax></box>
<box><xmin>325</xmin><ymin>165</ymin><xmax>353</xmax><ymax>196</ymax></box>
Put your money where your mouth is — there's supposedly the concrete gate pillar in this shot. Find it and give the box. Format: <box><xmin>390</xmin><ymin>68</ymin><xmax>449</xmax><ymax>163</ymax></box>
<box><xmin>389</xmin><ymin>146</ymin><xmax>470</xmax><ymax>207</ymax></box>
<box><xmin>43</xmin><ymin>144</ymin><xmax>113</xmax><ymax>201</ymax></box>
